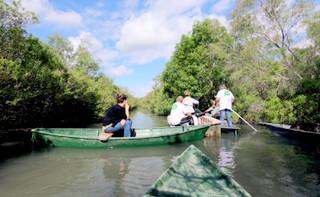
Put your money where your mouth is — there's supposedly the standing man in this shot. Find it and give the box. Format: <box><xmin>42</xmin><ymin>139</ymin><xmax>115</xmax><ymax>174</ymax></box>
<box><xmin>102</xmin><ymin>94</ymin><xmax>132</xmax><ymax>137</ymax></box>
<box><xmin>216</xmin><ymin>84</ymin><xmax>234</xmax><ymax>128</ymax></box>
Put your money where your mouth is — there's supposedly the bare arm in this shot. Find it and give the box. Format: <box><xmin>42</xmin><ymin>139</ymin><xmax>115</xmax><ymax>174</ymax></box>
<box><xmin>215</xmin><ymin>97</ymin><xmax>219</xmax><ymax>107</ymax></box>
<box><xmin>125</xmin><ymin>103</ymin><xmax>130</xmax><ymax>119</ymax></box>
<box><xmin>192</xmin><ymin>98</ymin><xmax>199</xmax><ymax>105</ymax></box>
<box><xmin>205</xmin><ymin>106</ymin><xmax>213</xmax><ymax>112</ymax></box>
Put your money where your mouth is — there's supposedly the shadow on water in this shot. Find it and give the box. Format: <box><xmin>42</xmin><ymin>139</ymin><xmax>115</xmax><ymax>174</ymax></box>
<box><xmin>232</xmin><ymin>126</ymin><xmax>320</xmax><ymax>197</ymax></box>
<box><xmin>0</xmin><ymin>129</ymin><xmax>33</xmax><ymax>161</ymax></box>
<box><xmin>192</xmin><ymin>125</ymin><xmax>320</xmax><ymax>197</ymax></box>
<box><xmin>0</xmin><ymin>145</ymin><xmax>189</xmax><ymax>197</ymax></box>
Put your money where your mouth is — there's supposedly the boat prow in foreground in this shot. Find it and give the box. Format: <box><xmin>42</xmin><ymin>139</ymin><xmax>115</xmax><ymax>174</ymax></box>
<box><xmin>144</xmin><ymin>145</ymin><xmax>251</xmax><ymax>197</ymax></box>
<box><xmin>31</xmin><ymin>125</ymin><xmax>210</xmax><ymax>148</ymax></box>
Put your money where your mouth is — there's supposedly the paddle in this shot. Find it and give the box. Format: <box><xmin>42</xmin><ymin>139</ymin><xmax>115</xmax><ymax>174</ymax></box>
<box><xmin>231</xmin><ymin>109</ymin><xmax>258</xmax><ymax>132</ymax></box>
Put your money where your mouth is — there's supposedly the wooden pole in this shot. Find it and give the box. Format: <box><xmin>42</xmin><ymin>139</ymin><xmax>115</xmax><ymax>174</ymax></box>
<box><xmin>231</xmin><ymin>109</ymin><xmax>258</xmax><ymax>132</ymax></box>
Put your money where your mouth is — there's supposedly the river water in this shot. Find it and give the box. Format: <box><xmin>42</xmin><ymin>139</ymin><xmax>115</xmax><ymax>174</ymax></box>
<box><xmin>0</xmin><ymin>111</ymin><xmax>319</xmax><ymax>197</ymax></box>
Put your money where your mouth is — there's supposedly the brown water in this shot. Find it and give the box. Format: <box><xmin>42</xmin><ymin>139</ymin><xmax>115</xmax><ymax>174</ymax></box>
<box><xmin>0</xmin><ymin>111</ymin><xmax>319</xmax><ymax>197</ymax></box>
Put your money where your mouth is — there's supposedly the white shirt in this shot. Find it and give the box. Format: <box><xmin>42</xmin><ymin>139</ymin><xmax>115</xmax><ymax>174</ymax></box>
<box><xmin>182</xmin><ymin>96</ymin><xmax>199</xmax><ymax>113</ymax></box>
<box><xmin>216</xmin><ymin>89</ymin><xmax>234</xmax><ymax>111</ymax></box>
<box><xmin>167</xmin><ymin>102</ymin><xmax>188</xmax><ymax>125</ymax></box>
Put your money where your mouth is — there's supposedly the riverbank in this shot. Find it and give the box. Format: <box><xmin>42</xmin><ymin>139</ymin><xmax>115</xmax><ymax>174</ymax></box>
<box><xmin>0</xmin><ymin>129</ymin><xmax>32</xmax><ymax>160</ymax></box>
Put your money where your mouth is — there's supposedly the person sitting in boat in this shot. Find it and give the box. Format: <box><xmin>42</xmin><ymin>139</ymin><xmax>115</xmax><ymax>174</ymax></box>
<box><xmin>205</xmin><ymin>97</ymin><xmax>219</xmax><ymax>118</ymax></box>
<box><xmin>183</xmin><ymin>90</ymin><xmax>200</xmax><ymax>114</ymax></box>
<box><xmin>102</xmin><ymin>94</ymin><xmax>132</xmax><ymax>137</ymax></box>
<box><xmin>215</xmin><ymin>84</ymin><xmax>234</xmax><ymax>128</ymax></box>
<box><xmin>167</xmin><ymin>96</ymin><xmax>193</xmax><ymax>126</ymax></box>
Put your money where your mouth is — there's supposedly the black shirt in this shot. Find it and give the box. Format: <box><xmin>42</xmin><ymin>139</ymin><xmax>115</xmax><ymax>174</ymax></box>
<box><xmin>102</xmin><ymin>104</ymin><xmax>127</xmax><ymax>126</ymax></box>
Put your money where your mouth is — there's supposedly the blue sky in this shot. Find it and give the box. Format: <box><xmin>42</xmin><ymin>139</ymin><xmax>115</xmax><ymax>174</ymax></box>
<box><xmin>20</xmin><ymin>0</ymin><xmax>319</xmax><ymax>97</ymax></box>
<box><xmin>20</xmin><ymin>0</ymin><xmax>235</xmax><ymax>97</ymax></box>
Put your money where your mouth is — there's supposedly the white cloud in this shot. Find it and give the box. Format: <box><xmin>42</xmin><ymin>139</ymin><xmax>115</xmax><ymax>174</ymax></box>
<box><xmin>208</xmin><ymin>14</ymin><xmax>230</xmax><ymax>29</ymax></box>
<box><xmin>45</xmin><ymin>10</ymin><xmax>82</xmax><ymax>27</ymax></box>
<box><xmin>82</xmin><ymin>0</ymin><xmax>139</xmax><ymax>43</ymax></box>
<box><xmin>116</xmin><ymin>0</ymin><xmax>206</xmax><ymax>64</ymax></box>
<box><xmin>212</xmin><ymin>0</ymin><xmax>233</xmax><ymax>14</ymax></box>
<box><xmin>68</xmin><ymin>32</ymin><xmax>118</xmax><ymax>63</ymax></box>
<box><xmin>108</xmin><ymin>65</ymin><xmax>133</xmax><ymax>77</ymax></box>
<box><xmin>292</xmin><ymin>38</ymin><xmax>313</xmax><ymax>49</ymax></box>
<box><xmin>148</xmin><ymin>0</ymin><xmax>206</xmax><ymax>17</ymax></box>
<box><xmin>84</xmin><ymin>8</ymin><xmax>103</xmax><ymax>18</ymax></box>
<box><xmin>21</xmin><ymin>0</ymin><xmax>83</xmax><ymax>28</ymax></box>
<box><xmin>20</xmin><ymin>0</ymin><xmax>238</xmax><ymax>97</ymax></box>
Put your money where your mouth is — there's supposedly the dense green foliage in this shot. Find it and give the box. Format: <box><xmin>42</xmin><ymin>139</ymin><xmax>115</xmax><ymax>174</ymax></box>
<box><xmin>0</xmin><ymin>0</ymin><xmax>135</xmax><ymax>129</ymax></box>
<box><xmin>142</xmin><ymin>19</ymin><xmax>232</xmax><ymax>115</ymax></box>
<box><xmin>143</xmin><ymin>0</ymin><xmax>320</xmax><ymax>128</ymax></box>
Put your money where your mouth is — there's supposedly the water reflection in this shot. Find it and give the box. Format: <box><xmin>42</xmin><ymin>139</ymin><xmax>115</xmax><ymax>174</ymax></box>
<box><xmin>123</xmin><ymin>157</ymin><xmax>165</xmax><ymax>196</ymax></box>
<box><xmin>201</xmin><ymin>133</ymin><xmax>239</xmax><ymax>175</ymax></box>
<box><xmin>100</xmin><ymin>146</ymin><xmax>186</xmax><ymax>196</ymax></box>
<box><xmin>1</xmin><ymin>112</ymin><xmax>320</xmax><ymax>197</ymax></box>
<box><xmin>232</xmin><ymin>128</ymin><xmax>320</xmax><ymax>197</ymax></box>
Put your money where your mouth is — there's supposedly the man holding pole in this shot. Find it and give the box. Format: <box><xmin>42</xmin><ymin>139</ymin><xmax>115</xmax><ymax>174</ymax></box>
<box><xmin>215</xmin><ymin>84</ymin><xmax>234</xmax><ymax>128</ymax></box>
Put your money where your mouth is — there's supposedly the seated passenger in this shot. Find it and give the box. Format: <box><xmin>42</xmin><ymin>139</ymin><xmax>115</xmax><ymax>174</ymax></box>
<box><xmin>167</xmin><ymin>96</ymin><xmax>193</xmax><ymax>126</ymax></box>
<box><xmin>205</xmin><ymin>97</ymin><xmax>219</xmax><ymax>118</ymax></box>
<box><xmin>182</xmin><ymin>90</ymin><xmax>200</xmax><ymax>114</ymax></box>
<box><xmin>102</xmin><ymin>94</ymin><xmax>132</xmax><ymax>137</ymax></box>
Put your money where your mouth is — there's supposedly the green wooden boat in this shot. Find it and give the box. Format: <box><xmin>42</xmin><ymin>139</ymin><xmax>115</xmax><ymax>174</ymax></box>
<box><xmin>31</xmin><ymin>125</ymin><xmax>210</xmax><ymax>148</ymax></box>
<box><xmin>144</xmin><ymin>145</ymin><xmax>251</xmax><ymax>197</ymax></box>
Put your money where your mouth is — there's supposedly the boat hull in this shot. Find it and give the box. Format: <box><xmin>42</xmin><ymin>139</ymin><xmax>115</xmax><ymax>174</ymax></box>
<box><xmin>32</xmin><ymin>125</ymin><xmax>210</xmax><ymax>148</ymax></box>
<box><xmin>199</xmin><ymin>115</ymin><xmax>240</xmax><ymax>134</ymax></box>
<box><xmin>221</xmin><ymin>127</ymin><xmax>240</xmax><ymax>133</ymax></box>
<box><xmin>144</xmin><ymin>145</ymin><xmax>251</xmax><ymax>196</ymax></box>
<box><xmin>259</xmin><ymin>122</ymin><xmax>320</xmax><ymax>141</ymax></box>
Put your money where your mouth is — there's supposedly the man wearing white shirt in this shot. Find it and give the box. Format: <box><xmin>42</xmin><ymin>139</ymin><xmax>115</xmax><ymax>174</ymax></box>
<box><xmin>216</xmin><ymin>84</ymin><xmax>234</xmax><ymax>128</ymax></box>
<box><xmin>167</xmin><ymin>96</ymin><xmax>192</xmax><ymax>126</ymax></box>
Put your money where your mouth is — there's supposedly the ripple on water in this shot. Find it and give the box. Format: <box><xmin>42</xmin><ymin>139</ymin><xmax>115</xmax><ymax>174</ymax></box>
<box><xmin>114</xmin><ymin>157</ymin><xmax>166</xmax><ymax>197</ymax></box>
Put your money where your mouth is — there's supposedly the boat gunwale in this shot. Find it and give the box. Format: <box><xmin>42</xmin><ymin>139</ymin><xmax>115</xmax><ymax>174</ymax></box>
<box><xmin>31</xmin><ymin>125</ymin><xmax>210</xmax><ymax>141</ymax></box>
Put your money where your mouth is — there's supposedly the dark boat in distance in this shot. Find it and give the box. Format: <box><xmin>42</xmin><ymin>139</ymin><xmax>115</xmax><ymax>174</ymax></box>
<box><xmin>259</xmin><ymin>122</ymin><xmax>320</xmax><ymax>141</ymax></box>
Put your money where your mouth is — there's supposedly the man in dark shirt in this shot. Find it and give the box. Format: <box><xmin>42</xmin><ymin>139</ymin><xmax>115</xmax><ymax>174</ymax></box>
<box><xmin>102</xmin><ymin>94</ymin><xmax>132</xmax><ymax>137</ymax></box>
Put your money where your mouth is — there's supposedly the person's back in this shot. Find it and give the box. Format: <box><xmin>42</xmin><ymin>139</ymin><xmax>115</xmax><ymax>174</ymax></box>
<box><xmin>168</xmin><ymin>102</ymin><xmax>186</xmax><ymax>126</ymax></box>
<box><xmin>182</xmin><ymin>91</ymin><xmax>199</xmax><ymax>113</ymax></box>
<box><xmin>168</xmin><ymin>96</ymin><xmax>191</xmax><ymax>126</ymax></box>
<box><xmin>216</xmin><ymin>84</ymin><xmax>234</xmax><ymax>128</ymax></box>
<box><xmin>102</xmin><ymin>104</ymin><xmax>126</xmax><ymax>127</ymax></box>
<box><xmin>216</xmin><ymin>88</ymin><xmax>234</xmax><ymax>111</ymax></box>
